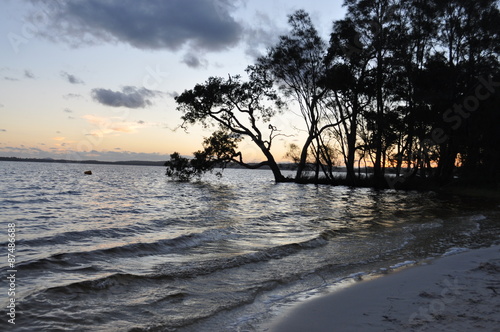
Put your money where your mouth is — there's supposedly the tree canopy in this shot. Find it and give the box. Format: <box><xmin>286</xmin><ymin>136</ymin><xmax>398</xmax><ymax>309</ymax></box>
<box><xmin>167</xmin><ymin>0</ymin><xmax>500</xmax><ymax>189</ymax></box>
<box><xmin>172</xmin><ymin>69</ymin><xmax>286</xmax><ymax>182</ymax></box>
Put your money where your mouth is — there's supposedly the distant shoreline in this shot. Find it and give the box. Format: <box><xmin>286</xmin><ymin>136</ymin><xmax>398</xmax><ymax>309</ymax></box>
<box><xmin>0</xmin><ymin>156</ymin><xmax>165</xmax><ymax>167</ymax></box>
<box><xmin>0</xmin><ymin>156</ymin><xmax>303</xmax><ymax>170</ymax></box>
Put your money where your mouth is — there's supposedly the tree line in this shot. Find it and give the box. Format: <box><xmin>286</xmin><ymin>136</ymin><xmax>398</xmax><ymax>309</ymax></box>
<box><xmin>166</xmin><ymin>0</ymin><xmax>500</xmax><ymax>189</ymax></box>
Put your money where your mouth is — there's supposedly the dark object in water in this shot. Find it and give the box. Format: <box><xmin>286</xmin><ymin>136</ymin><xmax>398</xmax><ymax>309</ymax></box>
<box><xmin>84</xmin><ymin>171</ymin><xmax>92</xmax><ymax>175</ymax></box>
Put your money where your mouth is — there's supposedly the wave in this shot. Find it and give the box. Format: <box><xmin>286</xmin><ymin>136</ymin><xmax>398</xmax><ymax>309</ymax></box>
<box><xmin>42</xmin><ymin>273</ymin><xmax>147</xmax><ymax>294</ymax></box>
<box><xmin>15</xmin><ymin>227</ymin><xmax>237</xmax><ymax>271</ymax></box>
<box><xmin>56</xmin><ymin>189</ymin><xmax>82</xmax><ymax>195</ymax></box>
<box><xmin>6</xmin><ymin>252</ymin><xmax>101</xmax><ymax>274</ymax></box>
<box><xmin>468</xmin><ymin>214</ymin><xmax>487</xmax><ymax>222</ymax></box>
<box><xmin>402</xmin><ymin>219</ymin><xmax>444</xmax><ymax>232</ymax></box>
<box><xmin>1</xmin><ymin>198</ymin><xmax>52</xmax><ymax>205</ymax></box>
<box><xmin>17</xmin><ymin>225</ymin><xmax>148</xmax><ymax>247</ymax></box>
<box><xmin>154</xmin><ymin>233</ymin><xmax>331</xmax><ymax>279</ymax></box>
<box><xmin>11</xmin><ymin>225</ymin><xmax>359</xmax><ymax>276</ymax></box>
<box><xmin>319</xmin><ymin>227</ymin><xmax>356</xmax><ymax>239</ymax></box>
<box><xmin>24</xmin><ymin>231</ymin><xmax>335</xmax><ymax>300</ymax></box>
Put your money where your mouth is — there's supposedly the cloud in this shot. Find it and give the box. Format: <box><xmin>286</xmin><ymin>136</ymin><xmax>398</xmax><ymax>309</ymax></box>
<box><xmin>82</xmin><ymin>114</ymin><xmax>148</xmax><ymax>136</ymax></box>
<box><xmin>52</xmin><ymin>136</ymin><xmax>65</xmax><ymax>141</ymax></box>
<box><xmin>61</xmin><ymin>71</ymin><xmax>85</xmax><ymax>84</ymax></box>
<box><xmin>4</xmin><ymin>77</ymin><xmax>18</xmax><ymax>81</ymax></box>
<box><xmin>182</xmin><ymin>53</ymin><xmax>208</xmax><ymax>68</ymax></box>
<box><xmin>0</xmin><ymin>129</ymin><xmax>6</xmax><ymax>132</ymax></box>
<box><xmin>24</xmin><ymin>70</ymin><xmax>35</xmax><ymax>79</ymax></box>
<box><xmin>0</xmin><ymin>145</ymin><xmax>170</xmax><ymax>161</ymax></box>
<box><xmin>34</xmin><ymin>0</ymin><xmax>244</xmax><ymax>53</ymax></box>
<box><xmin>63</xmin><ymin>93</ymin><xmax>83</xmax><ymax>99</ymax></box>
<box><xmin>91</xmin><ymin>86</ymin><xmax>161</xmax><ymax>108</ymax></box>
<box><xmin>64</xmin><ymin>108</ymin><xmax>73</xmax><ymax>113</ymax></box>
<box><xmin>87</xmin><ymin>150</ymin><xmax>170</xmax><ymax>161</ymax></box>
<box><xmin>0</xmin><ymin>146</ymin><xmax>46</xmax><ymax>155</ymax></box>
<box><xmin>167</xmin><ymin>91</ymin><xmax>179</xmax><ymax>99</ymax></box>
<box><xmin>244</xmin><ymin>11</ymin><xmax>285</xmax><ymax>59</ymax></box>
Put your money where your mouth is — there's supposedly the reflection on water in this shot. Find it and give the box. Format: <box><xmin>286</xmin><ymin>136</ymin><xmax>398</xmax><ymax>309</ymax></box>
<box><xmin>0</xmin><ymin>162</ymin><xmax>498</xmax><ymax>331</ymax></box>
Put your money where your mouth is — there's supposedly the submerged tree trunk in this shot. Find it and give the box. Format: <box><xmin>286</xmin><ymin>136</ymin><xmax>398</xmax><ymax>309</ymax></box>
<box><xmin>345</xmin><ymin>103</ymin><xmax>360</xmax><ymax>184</ymax></box>
<box><xmin>436</xmin><ymin>139</ymin><xmax>458</xmax><ymax>183</ymax></box>
<box><xmin>295</xmin><ymin>135</ymin><xmax>314</xmax><ymax>180</ymax></box>
<box><xmin>265</xmin><ymin>155</ymin><xmax>286</xmax><ymax>183</ymax></box>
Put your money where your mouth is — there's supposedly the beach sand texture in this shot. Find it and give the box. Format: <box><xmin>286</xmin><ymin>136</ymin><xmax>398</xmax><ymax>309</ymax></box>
<box><xmin>267</xmin><ymin>245</ymin><xmax>500</xmax><ymax>332</ymax></box>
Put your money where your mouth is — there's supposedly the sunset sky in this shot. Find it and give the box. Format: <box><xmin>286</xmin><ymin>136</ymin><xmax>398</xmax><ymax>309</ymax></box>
<box><xmin>0</xmin><ymin>0</ymin><xmax>345</xmax><ymax>162</ymax></box>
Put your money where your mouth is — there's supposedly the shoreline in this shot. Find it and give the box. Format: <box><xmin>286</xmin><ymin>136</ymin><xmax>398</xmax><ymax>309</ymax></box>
<box><xmin>264</xmin><ymin>244</ymin><xmax>500</xmax><ymax>332</ymax></box>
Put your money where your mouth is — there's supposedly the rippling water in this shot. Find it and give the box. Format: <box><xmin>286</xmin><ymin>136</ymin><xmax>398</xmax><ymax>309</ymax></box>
<box><xmin>0</xmin><ymin>161</ymin><xmax>499</xmax><ymax>331</ymax></box>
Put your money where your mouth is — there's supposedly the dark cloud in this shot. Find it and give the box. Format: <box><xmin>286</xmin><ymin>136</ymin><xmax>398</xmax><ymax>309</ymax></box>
<box><xmin>35</xmin><ymin>0</ymin><xmax>244</xmax><ymax>52</ymax></box>
<box><xmin>4</xmin><ymin>77</ymin><xmax>18</xmax><ymax>81</ymax></box>
<box><xmin>64</xmin><ymin>108</ymin><xmax>73</xmax><ymax>113</ymax></box>
<box><xmin>91</xmin><ymin>86</ymin><xmax>161</xmax><ymax>109</ymax></box>
<box><xmin>24</xmin><ymin>70</ymin><xmax>35</xmax><ymax>79</ymax></box>
<box><xmin>182</xmin><ymin>53</ymin><xmax>208</xmax><ymax>68</ymax></box>
<box><xmin>61</xmin><ymin>71</ymin><xmax>84</xmax><ymax>84</ymax></box>
<box><xmin>0</xmin><ymin>129</ymin><xmax>6</xmax><ymax>132</ymax></box>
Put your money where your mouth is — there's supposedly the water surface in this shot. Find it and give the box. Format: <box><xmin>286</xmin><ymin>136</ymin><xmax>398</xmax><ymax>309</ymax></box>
<box><xmin>0</xmin><ymin>161</ymin><xmax>499</xmax><ymax>331</ymax></box>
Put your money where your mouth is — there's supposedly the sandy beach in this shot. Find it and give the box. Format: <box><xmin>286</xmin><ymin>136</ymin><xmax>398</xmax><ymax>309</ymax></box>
<box><xmin>266</xmin><ymin>245</ymin><xmax>500</xmax><ymax>332</ymax></box>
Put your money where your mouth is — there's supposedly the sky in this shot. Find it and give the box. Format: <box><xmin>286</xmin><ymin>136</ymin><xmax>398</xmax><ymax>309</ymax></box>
<box><xmin>0</xmin><ymin>0</ymin><xmax>346</xmax><ymax>162</ymax></box>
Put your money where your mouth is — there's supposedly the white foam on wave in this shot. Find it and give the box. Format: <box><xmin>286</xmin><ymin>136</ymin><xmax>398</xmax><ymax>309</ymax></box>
<box><xmin>469</xmin><ymin>214</ymin><xmax>487</xmax><ymax>222</ymax></box>
<box><xmin>402</xmin><ymin>219</ymin><xmax>444</xmax><ymax>232</ymax></box>
<box><xmin>389</xmin><ymin>260</ymin><xmax>417</xmax><ymax>269</ymax></box>
<box><xmin>347</xmin><ymin>271</ymin><xmax>367</xmax><ymax>280</ymax></box>
<box><xmin>443</xmin><ymin>247</ymin><xmax>469</xmax><ymax>256</ymax></box>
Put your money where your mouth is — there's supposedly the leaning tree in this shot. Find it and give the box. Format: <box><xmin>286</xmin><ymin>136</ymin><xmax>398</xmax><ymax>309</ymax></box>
<box><xmin>173</xmin><ymin>68</ymin><xmax>287</xmax><ymax>182</ymax></box>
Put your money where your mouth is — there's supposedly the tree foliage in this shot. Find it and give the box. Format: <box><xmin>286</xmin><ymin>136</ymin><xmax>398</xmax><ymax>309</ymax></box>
<box><xmin>257</xmin><ymin>10</ymin><xmax>332</xmax><ymax>181</ymax></box>
<box><xmin>168</xmin><ymin>1</ymin><xmax>500</xmax><ymax>188</ymax></box>
<box><xmin>165</xmin><ymin>130</ymin><xmax>242</xmax><ymax>181</ymax></box>
<box><xmin>173</xmin><ymin>70</ymin><xmax>286</xmax><ymax>182</ymax></box>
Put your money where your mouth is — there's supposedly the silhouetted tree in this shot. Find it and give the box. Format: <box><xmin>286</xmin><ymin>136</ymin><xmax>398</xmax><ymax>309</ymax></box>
<box><xmin>165</xmin><ymin>152</ymin><xmax>205</xmax><ymax>181</ymax></box>
<box><xmin>257</xmin><ymin>10</ymin><xmax>336</xmax><ymax>181</ymax></box>
<box><xmin>415</xmin><ymin>0</ymin><xmax>500</xmax><ymax>182</ymax></box>
<box><xmin>381</xmin><ymin>0</ymin><xmax>438</xmax><ymax>180</ymax></box>
<box><xmin>169</xmin><ymin>2</ymin><xmax>500</xmax><ymax>188</ymax></box>
<box><xmin>165</xmin><ymin>130</ymin><xmax>243</xmax><ymax>181</ymax></box>
<box><xmin>175</xmin><ymin>69</ymin><xmax>286</xmax><ymax>182</ymax></box>
<box><xmin>327</xmin><ymin>18</ymin><xmax>375</xmax><ymax>184</ymax></box>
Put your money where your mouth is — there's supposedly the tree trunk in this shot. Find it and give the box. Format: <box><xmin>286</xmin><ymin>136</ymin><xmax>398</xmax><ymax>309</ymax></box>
<box><xmin>437</xmin><ymin>140</ymin><xmax>457</xmax><ymax>183</ymax></box>
<box><xmin>345</xmin><ymin>104</ymin><xmax>359</xmax><ymax>184</ymax></box>
<box><xmin>373</xmin><ymin>37</ymin><xmax>385</xmax><ymax>185</ymax></box>
<box><xmin>258</xmin><ymin>142</ymin><xmax>285</xmax><ymax>182</ymax></box>
<box><xmin>295</xmin><ymin>135</ymin><xmax>314</xmax><ymax>180</ymax></box>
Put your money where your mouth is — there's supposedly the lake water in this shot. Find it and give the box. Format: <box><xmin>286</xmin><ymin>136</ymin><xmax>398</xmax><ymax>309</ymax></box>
<box><xmin>1</xmin><ymin>161</ymin><xmax>499</xmax><ymax>331</ymax></box>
